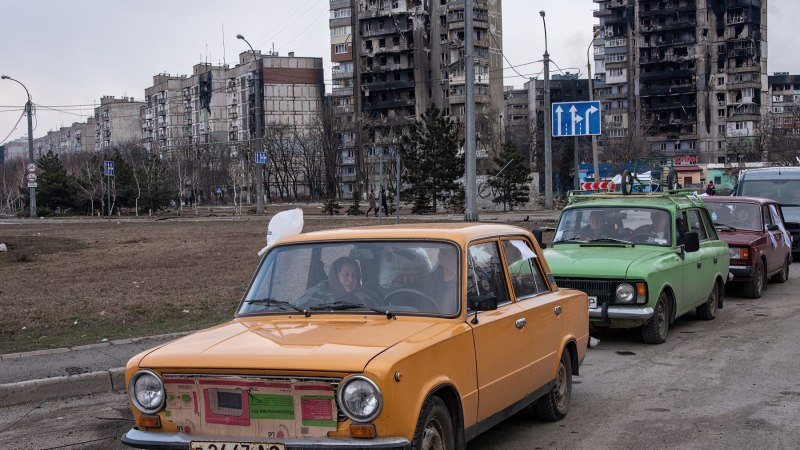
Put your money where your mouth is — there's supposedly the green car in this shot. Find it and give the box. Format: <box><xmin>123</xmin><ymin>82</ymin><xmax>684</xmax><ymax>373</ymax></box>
<box><xmin>541</xmin><ymin>191</ymin><xmax>730</xmax><ymax>344</ymax></box>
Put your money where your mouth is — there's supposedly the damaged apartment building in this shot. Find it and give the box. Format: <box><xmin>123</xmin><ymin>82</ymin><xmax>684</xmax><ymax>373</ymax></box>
<box><xmin>330</xmin><ymin>0</ymin><xmax>504</xmax><ymax>193</ymax></box>
<box><xmin>592</xmin><ymin>0</ymin><xmax>768</xmax><ymax>164</ymax></box>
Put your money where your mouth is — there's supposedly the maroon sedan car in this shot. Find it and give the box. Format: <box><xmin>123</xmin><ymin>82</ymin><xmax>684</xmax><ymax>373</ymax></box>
<box><xmin>704</xmin><ymin>197</ymin><xmax>792</xmax><ymax>298</ymax></box>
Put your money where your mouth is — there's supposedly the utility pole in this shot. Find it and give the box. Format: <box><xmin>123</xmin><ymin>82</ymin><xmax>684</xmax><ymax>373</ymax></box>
<box><xmin>464</xmin><ymin>0</ymin><xmax>478</xmax><ymax>221</ymax></box>
<box><xmin>540</xmin><ymin>11</ymin><xmax>553</xmax><ymax>209</ymax></box>
<box><xmin>237</xmin><ymin>35</ymin><xmax>264</xmax><ymax>214</ymax></box>
<box><xmin>396</xmin><ymin>150</ymin><xmax>400</xmax><ymax>224</ymax></box>
<box><xmin>378</xmin><ymin>149</ymin><xmax>383</xmax><ymax>224</ymax></box>
<box><xmin>2</xmin><ymin>76</ymin><xmax>36</xmax><ymax>217</ymax></box>
<box><xmin>587</xmin><ymin>30</ymin><xmax>601</xmax><ymax>184</ymax></box>
<box><xmin>574</xmin><ymin>136</ymin><xmax>580</xmax><ymax>190</ymax></box>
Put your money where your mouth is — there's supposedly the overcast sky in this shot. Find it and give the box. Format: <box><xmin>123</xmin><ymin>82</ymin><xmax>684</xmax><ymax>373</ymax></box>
<box><xmin>1</xmin><ymin>0</ymin><xmax>797</xmax><ymax>142</ymax></box>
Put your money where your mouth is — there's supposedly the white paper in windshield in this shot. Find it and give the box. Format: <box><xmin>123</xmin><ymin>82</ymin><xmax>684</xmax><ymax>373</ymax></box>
<box><xmin>511</xmin><ymin>240</ymin><xmax>537</xmax><ymax>260</ymax></box>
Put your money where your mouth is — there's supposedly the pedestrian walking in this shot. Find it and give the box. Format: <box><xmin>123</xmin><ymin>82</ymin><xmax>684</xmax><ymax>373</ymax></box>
<box><xmin>367</xmin><ymin>189</ymin><xmax>378</xmax><ymax>217</ymax></box>
<box><xmin>705</xmin><ymin>181</ymin><xmax>716</xmax><ymax>196</ymax></box>
<box><xmin>381</xmin><ymin>187</ymin><xmax>389</xmax><ymax>215</ymax></box>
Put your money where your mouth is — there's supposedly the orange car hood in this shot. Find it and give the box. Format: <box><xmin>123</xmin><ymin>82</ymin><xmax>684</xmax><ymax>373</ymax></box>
<box><xmin>138</xmin><ymin>317</ymin><xmax>437</xmax><ymax>373</ymax></box>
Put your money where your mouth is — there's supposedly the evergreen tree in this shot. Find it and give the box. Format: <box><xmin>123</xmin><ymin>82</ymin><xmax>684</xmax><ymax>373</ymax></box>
<box><xmin>400</xmin><ymin>105</ymin><xmax>464</xmax><ymax>213</ymax></box>
<box><xmin>346</xmin><ymin>189</ymin><xmax>364</xmax><ymax>215</ymax></box>
<box><xmin>322</xmin><ymin>197</ymin><xmax>342</xmax><ymax>215</ymax></box>
<box><xmin>487</xmin><ymin>140</ymin><xmax>532</xmax><ymax>212</ymax></box>
<box><xmin>37</xmin><ymin>150</ymin><xmax>76</xmax><ymax>213</ymax></box>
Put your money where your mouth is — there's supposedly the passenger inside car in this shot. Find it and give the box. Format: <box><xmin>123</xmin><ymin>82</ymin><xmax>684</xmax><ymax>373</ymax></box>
<box><xmin>579</xmin><ymin>210</ymin><xmax>619</xmax><ymax>240</ymax></box>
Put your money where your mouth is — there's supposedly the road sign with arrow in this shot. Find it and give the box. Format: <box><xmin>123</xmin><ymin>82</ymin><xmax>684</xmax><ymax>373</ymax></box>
<box><xmin>552</xmin><ymin>101</ymin><xmax>601</xmax><ymax>137</ymax></box>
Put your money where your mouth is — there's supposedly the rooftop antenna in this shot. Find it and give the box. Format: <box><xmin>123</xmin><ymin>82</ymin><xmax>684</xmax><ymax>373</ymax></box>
<box><xmin>222</xmin><ymin>21</ymin><xmax>227</xmax><ymax>66</ymax></box>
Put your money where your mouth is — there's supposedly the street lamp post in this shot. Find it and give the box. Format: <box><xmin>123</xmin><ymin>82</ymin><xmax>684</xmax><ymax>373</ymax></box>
<box><xmin>463</xmin><ymin>0</ymin><xmax>478</xmax><ymax>221</ymax></box>
<box><xmin>2</xmin><ymin>75</ymin><xmax>36</xmax><ymax>218</ymax></box>
<box><xmin>540</xmin><ymin>11</ymin><xmax>553</xmax><ymax>209</ymax></box>
<box><xmin>237</xmin><ymin>34</ymin><xmax>264</xmax><ymax>215</ymax></box>
<box><xmin>587</xmin><ymin>30</ymin><xmax>602</xmax><ymax>184</ymax></box>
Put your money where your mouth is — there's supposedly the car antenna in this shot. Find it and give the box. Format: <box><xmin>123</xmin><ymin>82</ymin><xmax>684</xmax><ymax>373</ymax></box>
<box><xmin>470</xmin><ymin>302</ymin><xmax>479</xmax><ymax>324</ymax></box>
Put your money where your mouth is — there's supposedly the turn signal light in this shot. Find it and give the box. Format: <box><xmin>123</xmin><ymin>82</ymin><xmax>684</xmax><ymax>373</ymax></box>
<box><xmin>138</xmin><ymin>415</ymin><xmax>161</xmax><ymax>428</ymax></box>
<box><xmin>350</xmin><ymin>423</ymin><xmax>376</xmax><ymax>438</ymax></box>
<box><xmin>741</xmin><ymin>248</ymin><xmax>749</xmax><ymax>260</ymax></box>
<box><xmin>636</xmin><ymin>283</ymin><xmax>647</xmax><ymax>304</ymax></box>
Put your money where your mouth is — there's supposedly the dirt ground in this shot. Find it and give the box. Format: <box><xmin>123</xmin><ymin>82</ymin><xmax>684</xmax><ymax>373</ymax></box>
<box><xmin>0</xmin><ymin>212</ymin><xmax>549</xmax><ymax>354</ymax></box>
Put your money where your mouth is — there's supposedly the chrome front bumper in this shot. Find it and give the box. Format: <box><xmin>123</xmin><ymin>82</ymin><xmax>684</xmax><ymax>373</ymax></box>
<box><xmin>122</xmin><ymin>428</ymin><xmax>411</xmax><ymax>450</ymax></box>
<box><xmin>589</xmin><ymin>306</ymin><xmax>654</xmax><ymax>320</ymax></box>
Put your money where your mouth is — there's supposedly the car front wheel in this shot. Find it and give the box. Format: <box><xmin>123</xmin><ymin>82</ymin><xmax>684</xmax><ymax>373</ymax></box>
<box><xmin>642</xmin><ymin>291</ymin><xmax>669</xmax><ymax>344</ymax></box>
<box><xmin>533</xmin><ymin>349</ymin><xmax>572</xmax><ymax>421</ymax></box>
<box><xmin>696</xmin><ymin>280</ymin><xmax>718</xmax><ymax>320</ymax></box>
<box><xmin>743</xmin><ymin>261</ymin><xmax>765</xmax><ymax>298</ymax></box>
<box><xmin>411</xmin><ymin>396</ymin><xmax>455</xmax><ymax>450</ymax></box>
<box><xmin>771</xmin><ymin>255</ymin><xmax>790</xmax><ymax>284</ymax></box>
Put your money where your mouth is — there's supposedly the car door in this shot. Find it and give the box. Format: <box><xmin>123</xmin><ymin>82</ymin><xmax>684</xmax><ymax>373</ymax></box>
<box><xmin>762</xmin><ymin>205</ymin><xmax>781</xmax><ymax>273</ymax></box>
<box><xmin>500</xmin><ymin>237</ymin><xmax>560</xmax><ymax>393</ymax></box>
<box><xmin>676</xmin><ymin>210</ymin><xmax>702</xmax><ymax>313</ymax></box>
<box><xmin>700</xmin><ymin>207</ymin><xmax>727</xmax><ymax>281</ymax></box>
<box><xmin>769</xmin><ymin>204</ymin><xmax>791</xmax><ymax>262</ymax></box>
<box><xmin>466</xmin><ymin>240</ymin><xmax>532</xmax><ymax>422</ymax></box>
<box><xmin>687</xmin><ymin>209</ymin><xmax>715</xmax><ymax>303</ymax></box>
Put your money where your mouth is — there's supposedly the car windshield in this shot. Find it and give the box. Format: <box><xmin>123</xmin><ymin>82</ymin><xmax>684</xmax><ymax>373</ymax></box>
<box><xmin>783</xmin><ymin>206</ymin><xmax>800</xmax><ymax>223</ymax></box>
<box><xmin>706</xmin><ymin>202</ymin><xmax>763</xmax><ymax>231</ymax></box>
<box><xmin>239</xmin><ymin>241</ymin><xmax>460</xmax><ymax>316</ymax></box>
<box><xmin>739</xmin><ymin>179</ymin><xmax>800</xmax><ymax>205</ymax></box>
<box><xmin>554</xmin><ymin>207</ymin><xmax>673</xmax><ymax>247</ymax></box>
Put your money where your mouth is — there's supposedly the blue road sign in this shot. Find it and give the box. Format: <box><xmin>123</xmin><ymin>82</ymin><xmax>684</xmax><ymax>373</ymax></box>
<box><xmin>104</xmin><ymin>161</ymin><xmax>115</xmax><ymax>176</ymax></box>
<box><xmin>255</xmin><ymin>152</ymin><xmax>268</xmax><ymax>164</ymax></box>
<box><xmin>552</xmin><ymin>101</ymin><xmax>602</xmax><ymax>137</ymax></box>
<box><xmin>216</xmin><ymin>188</ymin><xmax>222</xmax><ymax>194</ymax></box>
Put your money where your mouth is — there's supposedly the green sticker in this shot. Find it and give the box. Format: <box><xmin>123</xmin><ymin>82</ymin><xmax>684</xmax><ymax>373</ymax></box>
<box><xmin>165</xmin><ymin>410</ymin><xmax>171</xmax><ymax>417</ymax></box>
<box><xmin>168</xmin><ymin>395</ymin><xmax>175</xmax><ymax>401</ymax></box>
<box><xmin>181</xmin><ymin>394</ymin><xmax>191</xmax><ymax>402</ymax></box>
<box><xmin>249</xmin><ymin>394</ymin><xmax>295</xmax><ymax>420</ymax></box>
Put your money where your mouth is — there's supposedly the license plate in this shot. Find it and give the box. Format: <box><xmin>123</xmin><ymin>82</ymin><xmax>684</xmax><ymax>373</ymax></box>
<box><xmin>191</xmin><ymin>443</ymin><xmax>285</xmax><ymax>450</ymax></box>
<box><xmin>588</xmin><ymin>296</ymin><xmax>598</xmax><ymax>309</ymax></box>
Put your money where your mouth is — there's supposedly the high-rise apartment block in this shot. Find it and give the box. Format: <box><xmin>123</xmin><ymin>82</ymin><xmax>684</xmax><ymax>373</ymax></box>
<box><xmin>593</xmin><ymin>0</ymin><xmax>768</xmax><ymax>164</ymax></box>
<box><xmin>94</xmin><ymin>96</ymin><xmax>144</xmax><ymax>151</ymax></box>
<box><xmin>32</xmin><ymin>118</ymin><xmax>96</xmax><ymax>157</ymax></box>
<box><xmin>768</xmin><ymin>73</ymin><xmax>800</xmax><ymax>149</ymax></box>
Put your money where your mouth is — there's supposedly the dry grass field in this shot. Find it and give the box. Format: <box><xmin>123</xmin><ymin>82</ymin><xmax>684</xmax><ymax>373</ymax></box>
<box><xmin>0</xmin><ymin>212</ymin><xmax>548</xmax><ymax>354</ymax></box>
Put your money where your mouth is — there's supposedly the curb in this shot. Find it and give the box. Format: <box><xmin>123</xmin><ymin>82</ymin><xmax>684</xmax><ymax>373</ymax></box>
<box><xmin>0</xmin><ymin>367</ymin><xmax>126</xmax><ymax>407</ymax></box>
<box><xmin>0</xmin><ymin>330</ymin><xmax>195</xmax><ymax>361</ymax></box>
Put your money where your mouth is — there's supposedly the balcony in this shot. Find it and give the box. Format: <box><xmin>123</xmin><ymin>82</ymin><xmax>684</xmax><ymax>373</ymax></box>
<box><xmin>448</xmin><ymin>20</ymin><xmax>489</xmax><ymax>31</ymax></box>
<box><xmin>361</xmin><ymin>27</ymin><xmax>401</xmax><ymax>38</ymax></box>
<box><xmin>158</xmin><ymin>110</ymin><xmax>166</xmax><ymax>116</ymax></box>
<box><xmin>640</xmin><ymin>84</ymin><xmax>696</xmax><ymax>96</ymax></box>
<box><xmin>361</xmin><ymin>62</ymin><xmax>413</xmax><ymax>73</ymax></box>
<box><xmin>363</xmin><ymin>80</ymin><xmax>415</xmax><ymax>91</ymax></box>
<box><xmin>358</xmin><ymin>6</ymin><xmax>401</xmax><ymax>20</ymax></box>
<box><xmin>641</xmin><ymin>38</ymin><xmax>697</xmax><ymax>48</ymax></box>
<box><xmin>640</xmin><ymin>20</ymin><xmax>697</xmax><ymax>33</ymax></box>
<box><xmin>639</xmin><ymin>4</ymin><xmax>696</xmax><ymax>18</ymax></box>
<box><xmin>363</xmin><ymin>98</ymin><xmax>416</xmax><ymax>110</ymax></box>
<box><xmin>593</xmin><ymin>8</ymin><xmax>612</xmax><ymax>17</ymax></box>
<box><xmin>728</xmin><ymin>48</ymin><xmax>757</xmax><ymax>58</ymax></box>
<box><xmin>448</xmin><ymin>94</ymin><xmax>491</xmax><ymax>104</ymax></box>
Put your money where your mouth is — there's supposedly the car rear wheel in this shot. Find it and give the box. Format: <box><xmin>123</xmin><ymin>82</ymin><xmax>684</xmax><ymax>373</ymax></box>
<box><xmin>642</xmin><ymin>291</ymin><xmax>669</xmax><ymax>344</ymax></box>
<box><xmin>411</xmin><ymin>396</ymin><xmax>454</xmax><ymax>450</ymax></box>
<box><xmin>743</xmin><ymin>261</ymin><xmax>765</xmax><ymax>299</ymax></box>
<box><xmin>770</xmin><ymin>255</ymin><xmax>790</xmax><ymax>284</ymax></box>
<box><xmin>621</xmin><ymin>170</ymin><xmax>634</xmax><ymax>195</ymax></box>
<box><xmin>696</xmin><ymin>280</ymin><xmax>718</xmax><ymax>320</ymax></box>
<box><xmin>533</xmin><ymin>349</ymin><xmax>572</xmax><ymax>421</ymax></box>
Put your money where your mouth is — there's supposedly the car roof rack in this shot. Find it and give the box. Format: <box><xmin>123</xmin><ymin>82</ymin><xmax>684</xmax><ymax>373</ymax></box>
<box><xmin>566</xmin><ymin>188</ymin><xmax>705</xmax><ymax>208</ymax></box>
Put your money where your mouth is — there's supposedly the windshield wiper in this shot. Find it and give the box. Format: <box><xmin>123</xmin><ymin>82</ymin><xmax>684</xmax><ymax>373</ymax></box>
<box><xmin>713</xmin><ymin>222</ymin><xmax>736</xmax><ymax>231</ymax></box>
<box><xmin>244</xmin><ymin>298</ymin><xmax>310</xmax><ymax>317</ymax></box>
<box><xmin>587</xmin><ymin>238</ymin><xmax>635</xmax><ymax>246</ymax></box>
<box><xmin>309</xmin><ymin>301</ymin><xmax>395</xmax><ymax>320</ymax></box>
<box><xmin>553</xmin><ymin>239</ymin><xmax>588</xmax><ymax>245</ymax></box>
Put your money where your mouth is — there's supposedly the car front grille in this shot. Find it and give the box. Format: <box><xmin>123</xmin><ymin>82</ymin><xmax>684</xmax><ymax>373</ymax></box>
<box><xmin>555</xmin><ymin>278</ymin><xmax>613</xmax><ymax>304</ymax></box>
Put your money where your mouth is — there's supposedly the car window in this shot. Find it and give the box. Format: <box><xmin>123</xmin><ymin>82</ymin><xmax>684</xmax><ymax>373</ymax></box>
<box><xmin>553</xmin><ymin>207</ymin><xmax>672</xmax><ymax>246</ymax></box>
<box><xmin>676</xmin><ymin>211</ymin><xmax>688</xmax><ymax>246</ymax></box>
<box><xmin>769</xmin><ymin>205</ymin><xmax>784</xmax><ymax>226</ymax></box>
<box><xmin>762</xmin><ymin>206</ymin><xmax>773</xmax><ymax>226</ymax></box>
<box><xmin>687</xmin><ymin>210</ymin><xmax>708</xmax><ymax>241</ymax></box>
<box><xmin>708</xmin><ymin>201</ymin><xmax>763</xmax><ymax>231</ymax></box>
<box><xmin>502</xmin><ymin>239</ymin><xmax>548</xmax><ymax>300</ymax></box>
<box><xmin>700</xmin><ymin>208</ymin><xmax>718</xmax><ymax>240</ymax></box>
<box><xmin>466</xmin><ymin>241</ymin><xmax>510</xmax><ymax>310</ymax></box>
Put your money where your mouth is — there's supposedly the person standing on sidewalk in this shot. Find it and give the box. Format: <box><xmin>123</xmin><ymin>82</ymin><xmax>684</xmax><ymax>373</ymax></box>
<box><xmin>367</xmin><ymin>189</ymin><xmax>378</xmax><ymax>217</ymax></box>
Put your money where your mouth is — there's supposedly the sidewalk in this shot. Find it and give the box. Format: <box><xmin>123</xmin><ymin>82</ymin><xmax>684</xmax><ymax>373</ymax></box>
<box><xmin>0</xmin><ymin>332</ymin><xmax>192</xmax><ymax>407</ymax></box>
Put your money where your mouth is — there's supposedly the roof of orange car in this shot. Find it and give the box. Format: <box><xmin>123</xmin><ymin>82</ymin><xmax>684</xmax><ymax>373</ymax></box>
<box><xmin>276</xmin><ymin>222</ymin><xmax>533</xmax><ymax>246</ymax></box>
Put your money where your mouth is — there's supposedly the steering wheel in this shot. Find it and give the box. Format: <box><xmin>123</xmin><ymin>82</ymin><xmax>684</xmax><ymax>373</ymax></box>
<box><xmin>628</xmin><ymin>232</ymin><xmax>656</xmax><ymax>241</ymax></box>
<box><xmin>384</xmin><ymin>288</ymin><xmax>440</xmax><ymax>312</ymax></box>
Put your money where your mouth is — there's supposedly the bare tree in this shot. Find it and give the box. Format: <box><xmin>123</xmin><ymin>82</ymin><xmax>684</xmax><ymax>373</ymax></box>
<box><xmin>0</xmin><ymin>159</ymin><xmax>25</xmax><ymax>214</ymax></box>
<box><xmin>602</xmin><ymin>110</ymin><xmax>656</xmax><ymax>175</ymax></box>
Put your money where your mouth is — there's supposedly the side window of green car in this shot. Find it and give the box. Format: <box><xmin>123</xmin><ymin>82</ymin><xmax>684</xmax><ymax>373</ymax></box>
<box><xmin>700</xmin><ymin>209</ymin><xmax>718</xmax><ymax>240</ymax></box>
<box><xmin>687</xmin><ymin>210</ymin><xmax>709</xmax><ymax>241</ymax></box>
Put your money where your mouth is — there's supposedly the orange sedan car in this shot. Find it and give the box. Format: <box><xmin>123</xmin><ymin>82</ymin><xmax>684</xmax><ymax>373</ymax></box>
<box><xmin>121</xmin><ymin>224</ymin><xmax>588</xmax><ymax>450</ymax></box>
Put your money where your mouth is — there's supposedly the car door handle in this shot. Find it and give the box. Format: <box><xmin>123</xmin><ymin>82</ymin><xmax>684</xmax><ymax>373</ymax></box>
<box><xmin>714</xmin><ymin>257</ymin><xmax>718</xmax><ymax>264</ymax></box>
<box><xmin>697</xmin><ymin>262</ymin><xmax>702</xmax><ymax>269</ymax></box>
<box><xmin>515</xmin><ymin>318</ymin><xmax>526</xmax><ymax>328</ymax></box>
<box><xmin>554</xmin><ymin>306</ymin><xmax>562</xmax><ymax>315</ymax></box>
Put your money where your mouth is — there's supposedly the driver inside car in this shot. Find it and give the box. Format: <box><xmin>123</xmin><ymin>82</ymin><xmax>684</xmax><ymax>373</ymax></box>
<box><xmin>296</xmin><ymin>257</ymin><xmax>381</xmax><ymax>309</ymax></box>
<box><xmin>630</xmin><ymin>210</ymin><xmax>671</xmax><ymax>244</ymax></box>
<box><xmin>579</xmin><ymin>210</ymin><xmax>619</xmax><ymax>240</ymax></box>
<box><xmin>733</xmin><ymin>206</ymin><xmax>760</xmax><ymax>229</ymax></box>
<box><xmin>411</xmin><ymin>245</ymin><xmax>459</xmax><ymax>315</ymax></box>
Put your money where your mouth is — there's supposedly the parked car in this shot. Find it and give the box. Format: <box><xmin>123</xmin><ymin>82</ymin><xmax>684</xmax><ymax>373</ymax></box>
<box><xmin>733</xmin><ymin>167</ymin><xmax>800</xmax><ymax>256</ymax></box>
<box><xmin>542</xmin><ymin>191</ymin><xmax>729</xmax><ymax>344</ymax></box>
<box><xmin>121</xmin><ymin>224</ymin><xmax>588</xmax><ymax>450</ymax></box>
<box><xmin>703</xmin><ymin>196</ymin><xmax>792</xmax><ymax>298</ymax></box>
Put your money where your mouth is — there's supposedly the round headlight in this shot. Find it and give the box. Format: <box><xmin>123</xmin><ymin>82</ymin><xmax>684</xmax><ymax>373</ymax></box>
<box><xmin>129</xmin><ymin>370</ymin><xmax>165</xmax><ymax>414</ymax></box>
<box><xmin>616</xmin><ymin>283</ymin><xmax>635</xmax><ymax>303</ymax></box>
<box><xmin>338</xmin><ymin>376</ymin><xmax>382</xmax><ymax>422</ymax></box>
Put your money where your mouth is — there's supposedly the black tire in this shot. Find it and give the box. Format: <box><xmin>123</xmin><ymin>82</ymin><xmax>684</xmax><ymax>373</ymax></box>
<box><xmin>642</xmin><ymin>291</ymin><xmax>669</xmax><ymax>344</ymax></box>
<box><xmin>411</xmin><ymin>396</ymin><xmax>455</xmax><ymax>450</ymax></box>
<box><xmin>770</xmin><ymin>255</ymin><xmax>790</xmax><ymax>283</ymax></box>
<box><xmin>743</xmin><ymin>261</ymin><xmax>765</xmax><ymax>299</ymax></box>
<box><xmin>666</xmin><ymin>168</ymin><xmax>679</xmax><ymax>190</ymax></box>
<box><xmin>621</xmin><ymin>169</ymin><xmax>634</xmax><ymax>195</ymax></box>
<box><xmin>696</xmin><ymin>280</ymin><xmax>718</xmax><ymax>320</ymax></box>
<box><xmin>533</xmin><ymin>349</ymin><xmax>572</xmax><ymax>421</ymax></box>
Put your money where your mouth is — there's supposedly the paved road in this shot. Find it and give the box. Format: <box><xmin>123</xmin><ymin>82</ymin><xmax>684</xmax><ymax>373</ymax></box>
<box><xmin>2</xmin><ymin>269</ymin><xmax>798</xmax><ymax>449</ymax></box>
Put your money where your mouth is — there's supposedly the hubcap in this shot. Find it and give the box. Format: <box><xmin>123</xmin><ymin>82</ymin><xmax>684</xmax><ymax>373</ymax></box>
<box><xmin>657</xmin><ymin>299</ymin><xmax>667</xmax><ymax>337</ymax></box>
<box><xmin>757</xmin><ymin>266</ymin><xmax>763</xmax><ymax>294</ymax></box>
<box><xmin>709</xmin><ymin>284</ymin><xmax>717</xmax><ymax>313</ymax></box>
<box><xmin>554</xmin><ymin>361</ymin><xmax>568</xmax><ymax>408</ymax></box>
<box><xmin>421</xmin><ymin>419</ymin><xmax>444</xmax><ymax>450</ymax></box>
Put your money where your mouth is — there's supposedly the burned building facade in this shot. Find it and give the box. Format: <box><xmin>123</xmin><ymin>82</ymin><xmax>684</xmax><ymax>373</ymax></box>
<box><xmin>593</xmin><ymin>0</ymin><xmax>768</xmax><ymax>164</ymax></box>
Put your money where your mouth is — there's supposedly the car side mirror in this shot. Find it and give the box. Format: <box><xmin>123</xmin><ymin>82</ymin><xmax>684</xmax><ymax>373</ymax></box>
<box><xmin>684</xmin><ymin>231</ymin><xmax>700</xmax><ymax>253</ymax></box>
<box><xmin>767</xmin><ymin>224</ymin><xmax>780</xmax><ymax>231</ymax></box>
<box><xmin>532</xmin><ymin>229</ymin><xmax>546</xmax><ymax>249</ymax></box>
